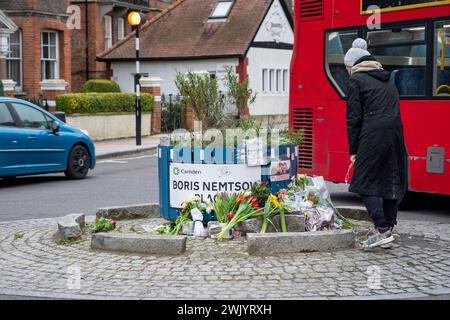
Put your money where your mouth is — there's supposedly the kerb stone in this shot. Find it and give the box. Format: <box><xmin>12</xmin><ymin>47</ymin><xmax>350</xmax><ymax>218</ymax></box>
<box><xmin>96</xmin><ymin>203</ymin><xmax>160</xmax><ymax>220</ymax></box>
<box><xmin>91</xmin><ymin>233</ymin><xmax>187</xmax><ymax>255</ymax></box>
<box><xmin>57</xmin><ymin>213</ymin><xmax>85</xmax><ymax>240</ymax></box>
<box><xmin>247</xmin><ymin>229</ymin><xmax>355</xmax><ymax>255</ymax></box>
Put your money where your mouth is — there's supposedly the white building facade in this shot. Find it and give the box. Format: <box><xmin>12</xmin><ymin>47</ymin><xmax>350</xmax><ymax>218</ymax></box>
<box><xmin>101</xmin><ymin>0</ymin><xmax>294</xmax><ymax>126</ymax></box>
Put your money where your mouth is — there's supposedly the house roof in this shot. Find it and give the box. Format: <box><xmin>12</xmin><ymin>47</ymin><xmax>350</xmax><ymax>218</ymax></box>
<box><xmin>98</xmin><ymin>0</ymin><xmax>293</xmax><ymax>62</ymax></box>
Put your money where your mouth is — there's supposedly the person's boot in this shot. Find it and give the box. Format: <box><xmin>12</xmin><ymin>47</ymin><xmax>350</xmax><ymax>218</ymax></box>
<box><xmin>362</xmin><ymin>226</ymin><xmax>394</xmax><ymax>249</ymax></box>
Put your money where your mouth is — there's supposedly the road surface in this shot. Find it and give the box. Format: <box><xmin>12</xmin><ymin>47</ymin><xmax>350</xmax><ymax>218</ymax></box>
<box><xmin>0</xmin><ymin>152</ymin><xmax>449</xmax><ymax>223</ymax></box>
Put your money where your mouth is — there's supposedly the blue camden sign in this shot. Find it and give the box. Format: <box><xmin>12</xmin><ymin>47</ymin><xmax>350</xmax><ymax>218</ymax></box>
<box><xmin>158</xmin><ymin>144</ymin><xmax>299</xmax><ymax>221</ymax></box>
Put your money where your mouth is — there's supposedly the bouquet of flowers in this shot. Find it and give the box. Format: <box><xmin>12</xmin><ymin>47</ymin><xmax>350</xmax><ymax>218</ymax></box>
<box><xmin>216</xmin><ymin>193</ymin><xmax>262</xmax><ymax>239</ymax></box>
<box><xmin>250</xmin><ymin>181</ymin><xmax>271</xmax><ymax>208</ymax></box>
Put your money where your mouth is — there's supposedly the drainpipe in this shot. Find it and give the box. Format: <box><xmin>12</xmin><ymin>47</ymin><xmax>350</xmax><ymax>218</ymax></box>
<box><xmin>85</xmin><ymin>0</ymin><xmax>89</xmax><ymax>81</ymax></box>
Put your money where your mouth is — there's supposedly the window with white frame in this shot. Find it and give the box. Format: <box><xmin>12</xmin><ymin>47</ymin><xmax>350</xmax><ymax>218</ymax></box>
<box><xmin>262</xmin><ymin>68</ymin><xmax>289</xmax><ymax>94</ymax></box>
<box><xmin>269</xmin><ymin>69</ymin><xmax>275</xmax><ymax>92</ymax></box>
<box><xmin>210</xmin><ymin>0</ymin><xmax>235</xmax><ymax>19</ymax></box>
<box><xmin>276</xmin><ymin>70</ymin><xmax>282</xmax><ymax>92</ymax></box>
<box><xmin>104</xmin><ymin>15</ymin><xmax>112</xmax><ymax>49</ymax></box>
<box><xmin>7</xmin><ymin>29</ymin><xmax>22</xmax><ymax>89</ymax></box>
<box><xmin>41</xmin><ymin>30</ymin><xmax>59</xmax><ymax>80</ymax></box>
<box><xmin>262</xmin><ymin>69</ymin><xmax>268</xmax><ymax>92</ymax></box>
<box><xmin>118</xmin><ymin>17</ymin><xmax>125</xmax><ymax>40</ymax></box>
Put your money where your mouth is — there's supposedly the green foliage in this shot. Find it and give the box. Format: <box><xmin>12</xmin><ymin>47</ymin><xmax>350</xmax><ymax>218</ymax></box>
<box><xmin>237</xmin><ymin>116</ymin><xmax>262</xmax><ymax>135</ymax></box>
<box><xmin>279</xmin><ymin>128</ymin><xmax>305</xmax><ymax>146</ymax></box>
<box><xmin>90</xmin><ymin>218</ymin><xmax>117</xmax><ymax>233</ymax></box>
<box><xmin>214</xmin><ymin>193</ymin><xmax>239</xmax><ymax>223</ymax></box>
<box><xmin>56</xmin><ymin>93</ymin><xmax>154</xmax><ymax>115</ymax></box>
<box><xmin>155</xmin><ymin>224</ymin><xmax>175</xmax><ymax>235</ymax></box>
<box><xmin>224</xmin><ymin>66</ymin><xmax>257</xmax><ymax>118</ymax></box>
<box><xmin>175</xmin><ymin>71</ymin><xmax>226</xmax><ymax>131</ymax></box>
<box><xmin>80</xmin><ymin>80</ymin><xmax>121</xmax><ymax>93</ymax></box>
<box><xmin>14</xmin><ymin>232</ymin><xmax>25</xmax><ymax>240</ymax></box>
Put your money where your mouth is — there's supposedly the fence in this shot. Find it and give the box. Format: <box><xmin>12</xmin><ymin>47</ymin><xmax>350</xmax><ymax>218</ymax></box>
<box><xmin>161</xmin><ymin>94</ymin><xmax>183</xmax><ymax>132</ymax></box>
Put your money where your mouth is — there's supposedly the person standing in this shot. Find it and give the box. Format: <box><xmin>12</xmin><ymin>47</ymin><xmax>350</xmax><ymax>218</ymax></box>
<box><xmin>344</xmin><ymin>39</ymin><xmax>408</xmax><ymax>249</ymax></box>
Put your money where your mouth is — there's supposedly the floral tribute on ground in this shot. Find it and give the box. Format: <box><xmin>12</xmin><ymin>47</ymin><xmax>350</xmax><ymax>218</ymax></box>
<box><xmin>154</xmin><ymin>174</ymin><xmax>352</xmax><ymax>239</ymax></box>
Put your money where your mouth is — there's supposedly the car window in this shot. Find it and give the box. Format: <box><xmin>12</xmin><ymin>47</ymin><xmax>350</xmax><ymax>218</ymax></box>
<box><xmin>0</xmin><ymin>103</ymin><xmax>15</xmax><ymax>127</ymax></box>
<box><xmin>10</xmin><ymin>103</ymin><xmax>51</xmax><ymax>130</ymax></box>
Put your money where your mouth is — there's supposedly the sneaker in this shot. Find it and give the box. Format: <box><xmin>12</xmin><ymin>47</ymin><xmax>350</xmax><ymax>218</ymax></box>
<box><xmin>362</xmin><ymin>228</ymin><xmax>394</xmax><ymax>249</ymax></box>
<box><xmin>380</xmin><ymin>242</ymin><xmax>394</xmax><ymax>249</ymax></box>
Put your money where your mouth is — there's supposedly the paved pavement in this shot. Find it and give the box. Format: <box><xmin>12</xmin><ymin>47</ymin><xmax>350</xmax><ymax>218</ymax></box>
<box><xmin>0</xmin><ymin>217</ymin><xmax>449</xmax><ymax>300</ymax></box>
<box><xmin>95</xmin><ymin>135</ymin><xmax>164</xmax><ymax>159</ymax></box>
<box><xmin>1</xmin><ymin>148</ymin><xmax>450</xmax><ymax>300</ymax></box>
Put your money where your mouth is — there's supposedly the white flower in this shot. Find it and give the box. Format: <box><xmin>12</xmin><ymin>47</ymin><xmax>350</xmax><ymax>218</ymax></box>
<box><xmin>188</xmin><ymin>196</ymin><xmax>200</xmax><ymax>203</ymax></box>
<box><xmin>206</xmin><ymin>207</ymin><xmax>212</xmax><ymax>214</ymax></box>
<box><xmin>244</xmin><ymin>191</ymin><xmax>252</xmax><ymax>197</ymax></box>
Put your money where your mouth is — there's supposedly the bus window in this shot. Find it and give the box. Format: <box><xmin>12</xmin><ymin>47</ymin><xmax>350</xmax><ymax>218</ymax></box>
<box><xmin>367</xmin><ymin>26</ymin><xmax>427</xmax><ymax>97</ymax></box>
<box><xmin>434</xmin><ymin>21</ymin><xmax>450</xmax><ymax>97</ymax></box>
<box><xmin>325</xmin><ymin>30</ymin><xmax>359</xmax><ymax>97</ymax></box>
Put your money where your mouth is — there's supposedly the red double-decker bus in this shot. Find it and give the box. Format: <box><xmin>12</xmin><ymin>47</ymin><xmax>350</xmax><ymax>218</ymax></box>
<box><xmin>290</xmin><ymin>0</ymin><xmax>450</xmax><ymax>202</ymax></box>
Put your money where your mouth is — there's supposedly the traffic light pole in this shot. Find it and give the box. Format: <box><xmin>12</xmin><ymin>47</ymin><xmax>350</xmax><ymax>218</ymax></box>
<box><xmin>135</xmin><ymin>26</ymin><xmax>142</xmax><ymax>146</ymax></box>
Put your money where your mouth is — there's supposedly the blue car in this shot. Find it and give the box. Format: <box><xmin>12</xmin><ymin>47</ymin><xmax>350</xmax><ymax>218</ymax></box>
<box><xmin>0</xmin><ymin>98</ymin><xmax>95</xmax><ymax>180</ymax></box>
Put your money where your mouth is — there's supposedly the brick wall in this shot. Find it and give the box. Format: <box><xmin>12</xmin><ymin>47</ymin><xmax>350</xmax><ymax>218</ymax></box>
<box><xmin>71</xmin><ymin>2</ymin><xmax>103</xmax><ymax>92</ymax></box>
<box><xmin>0</xmin><ymin>0</ymin><xmax>71</xmax><ymax>99</ymax></box>
<box><xmin>0</xmin><ymin>0</ymin><xmax>70</xmax><ymax>12</ymax></box>
<box><xmin>7</xmin><ymin>16</ymin><xmax>71</xmax><ymax>99</ymax></box>
<box><xmin>70</xmin><ymin>1</ymin><xmax>174</xmax><ymax>92</ymax></box>
<box><xmin>70</xmin><ymin>2</ymin><xmax>135</xmax><ymax>92</ymax></box>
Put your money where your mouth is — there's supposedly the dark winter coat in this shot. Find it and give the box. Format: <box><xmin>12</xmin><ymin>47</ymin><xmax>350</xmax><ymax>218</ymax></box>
<box><xmin>346</xmin><ymin>56</ymin><xmax>408</xmax><ymax>200</ymax></box>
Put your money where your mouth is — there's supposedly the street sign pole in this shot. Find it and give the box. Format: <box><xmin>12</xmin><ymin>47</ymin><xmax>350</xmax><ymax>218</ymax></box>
<box><xmin>128</xmin><ymin>11</ymin><xmax>147</xmax><ymax>146</ymax></box>
<box><xmin>135</xmin><ymin>26</ymin><xmax>142</xmax><ymax>146</ymax></box>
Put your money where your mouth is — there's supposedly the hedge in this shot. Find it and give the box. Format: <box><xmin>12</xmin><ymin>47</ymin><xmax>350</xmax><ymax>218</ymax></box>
<box><xmin>80</xmin><ymin>80</ymin><xmax>121</xmax><ymax>93</ymax></box>
<box><xmin>56</xmin><ymin>93</ymin><xmax>154</xmax><ymax>115</ymax></box>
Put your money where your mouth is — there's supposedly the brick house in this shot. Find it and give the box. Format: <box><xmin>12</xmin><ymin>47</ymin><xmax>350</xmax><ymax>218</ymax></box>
<box><xmin>0</xmin><ymin>9</ymin><xmax>18</xmax><ymax>93</ymax></box>
<box><xmin>0</xmin><ymin>0</ymin><xmax>72</xmax><ymax>107</ymax></box>
<box><xmin>70</xmin><ymin>0</ymin><xmax>175</xmax><ymax>92</ymax></box>
<box><xmin>0</xmin><ymin>0</ymin><xmax>174</xmax><ymax>104</ymax></box>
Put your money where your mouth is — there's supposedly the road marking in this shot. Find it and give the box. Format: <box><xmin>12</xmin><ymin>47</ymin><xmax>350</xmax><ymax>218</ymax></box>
<box><xmin>98</xmin><ymin>160</ymin><xmax>129</xmax><ymax>164</ymax></box>
<box><xmin>97</xmin><ymin>154</ymin><xmax>157</xmax><ymax>164</ymax></box>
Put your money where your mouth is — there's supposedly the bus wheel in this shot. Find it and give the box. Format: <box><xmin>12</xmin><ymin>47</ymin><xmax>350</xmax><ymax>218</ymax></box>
<box><xmin>398</xmin><ymin>191</ymin><xmax>415</xmax><ymax>211</ymax></box>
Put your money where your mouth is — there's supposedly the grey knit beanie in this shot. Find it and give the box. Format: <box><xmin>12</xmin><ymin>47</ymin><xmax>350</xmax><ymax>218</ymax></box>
<box><xmin>344</xmin><ymin>38</ymin><xmax>370</xmax><ymax>67</ymax></box>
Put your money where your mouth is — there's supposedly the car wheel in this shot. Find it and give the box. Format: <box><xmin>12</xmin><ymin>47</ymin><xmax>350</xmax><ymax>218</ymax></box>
<box><xmin>65</xmin><ymin>145</ymin><xmax>90</xmax><ymax>180</ymax></box>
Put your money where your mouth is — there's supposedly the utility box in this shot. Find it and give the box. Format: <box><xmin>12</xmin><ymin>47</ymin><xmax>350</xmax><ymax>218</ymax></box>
<box><xmin>427</xmin><ymin>147</ymin><xmax>445</xmax><ymax>174</ymax></box>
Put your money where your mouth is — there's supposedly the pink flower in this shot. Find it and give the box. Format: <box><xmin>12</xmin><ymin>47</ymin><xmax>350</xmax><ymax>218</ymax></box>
<box><xmin>261</xmin><ymin>181</ymin><xmax>267</xmax><ymax>187</ymax></box>
<box><xmin>226</xmin><ymin>213</ymin><xmax>234</xmax><ymax>220</ymax></box>
<box><xmin>111</xmin><ymin>220</ymin><xmax>117</xmax><ymax>226</ymax></box>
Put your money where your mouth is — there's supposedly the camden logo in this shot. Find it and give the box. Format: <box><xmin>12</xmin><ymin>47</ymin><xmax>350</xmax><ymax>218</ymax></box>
<box><xmin>173</xmin><ymin>167</ymin><xmax>180</xmax><ymax>175</ymax></box>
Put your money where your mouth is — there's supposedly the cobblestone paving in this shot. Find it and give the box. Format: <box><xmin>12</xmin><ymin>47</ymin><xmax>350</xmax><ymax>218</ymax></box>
<box><xmin>0</xmin><ymin>217</ymin><xmax>450</xmax><ymax>300</ymax></box>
